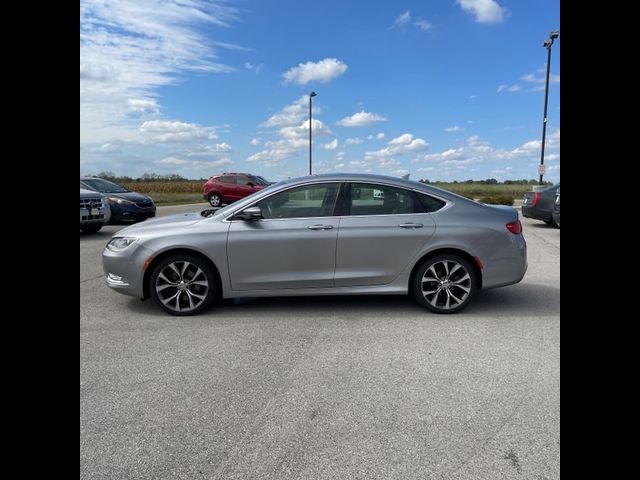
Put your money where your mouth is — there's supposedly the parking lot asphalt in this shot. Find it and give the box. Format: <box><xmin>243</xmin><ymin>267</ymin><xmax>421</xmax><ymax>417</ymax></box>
<box><xmin>80</xmin><ymin>203</ymin><xmax>559</xmax><ymax>480</ymax></box>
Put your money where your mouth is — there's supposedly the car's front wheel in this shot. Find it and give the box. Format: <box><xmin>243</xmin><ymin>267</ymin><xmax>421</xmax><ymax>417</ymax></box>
<box><xmin>412</xmin><ymin>254</ymin><xmax>477</xmax><ymax>314</ymax></box>
<box><xmin>208</xmin><ymin>193</ymin><xmax>222</xmax><ymax>207</ymax></box>
<box><xmin>150</xmin><ymin>254</ymin><xmax>217</xmax><ymax>316</ymax></box>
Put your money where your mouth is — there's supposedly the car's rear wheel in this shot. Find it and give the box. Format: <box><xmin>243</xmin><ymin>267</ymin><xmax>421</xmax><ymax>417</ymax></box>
<box><xmin>412</xmin><ymin>254</ymin><xmax>476</xmax><ymax>314</ymax></box>
<box><xmin>208</xmin><ymin>193</ymin><xmax>222</xmax><ymax>207</ymax></box>
<box><xmin>150</xmin><ymin>254</ymin><xmax>217</xmax><ymax>316</ymax></box>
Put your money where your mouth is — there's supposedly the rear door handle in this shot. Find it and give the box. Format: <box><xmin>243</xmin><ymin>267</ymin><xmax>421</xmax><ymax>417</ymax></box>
<box><xmin>399</xmin><ymin>223</ymin><xmax>423</xmax><ymax>229</ymax></box>
<box><xmin>307</xmin><ymin>224</ymin><xmax>334</xmax><ymax>230</ymax></box>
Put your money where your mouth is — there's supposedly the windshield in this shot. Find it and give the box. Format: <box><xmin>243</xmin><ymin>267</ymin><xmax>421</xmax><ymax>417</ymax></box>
<box><xmin>209</xmin><ymin>180</ymin><xmax>286</xmax><ymax>217</ymax></box>
<box><xmin>248</xmin><ymin>175</ymin><xmax>269</xmax><ymax>186</ymax></box>
<box><xmin>82</xmin><ymin>178</ymin><xmax>129</xmax><ymax>193</ymax></box>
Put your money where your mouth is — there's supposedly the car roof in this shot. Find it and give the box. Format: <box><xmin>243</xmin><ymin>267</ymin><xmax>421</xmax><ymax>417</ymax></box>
<box><xmin>271</xmin><ymin>173</ymin><xmax>471</xmax><ymax>203</ymax></box>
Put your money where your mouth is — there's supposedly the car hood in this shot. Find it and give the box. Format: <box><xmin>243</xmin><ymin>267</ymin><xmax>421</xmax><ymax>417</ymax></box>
<box><xmin>80</xmin><ymin>188</ymin><xmax>101</xmax><ymax>198</ymax></box>
<box><xmin>114</xmin><ymin>212</ymin><xmax>204</xmax><ymax>236</ymax></box>
<box><xmin>106</xmin><ymin>192</ymin><xmax>152</xmax><ymax>203</ymax></box>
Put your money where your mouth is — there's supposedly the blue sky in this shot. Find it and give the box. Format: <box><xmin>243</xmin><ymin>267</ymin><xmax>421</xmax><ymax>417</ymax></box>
<box><xmin>80</xmin><ymin>0</ymin><xmax>560</xmax><ymax>182</ymax></box>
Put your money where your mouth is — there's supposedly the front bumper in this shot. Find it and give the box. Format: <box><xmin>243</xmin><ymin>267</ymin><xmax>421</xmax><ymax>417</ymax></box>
<box><xmin>109</xmin><ymin>203</ymin><xmax>156</xmax><ymax>223</ymax></box>
<box><xmin>102</xmin><ymin>243</ymin><xmax>155</xmax><ymax>299</ymax></box>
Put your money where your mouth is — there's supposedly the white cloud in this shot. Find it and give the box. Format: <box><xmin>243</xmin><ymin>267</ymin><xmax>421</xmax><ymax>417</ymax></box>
<box><xmin>244</xmin><ymin>62</ymin><xmax>264</xmax><ymax>74</ymax></box>
<box><xmin>127</xmin><ymin>98</ymin><xmax>159</xmax><ymax>113</ymax></box>
<box><xmin>282</xmin><ymin>58</ymin><xmax>348</xmax><ymax>85</ymax></box>
<box><xmin>456</xmin><ymin>0</ymin><xmax>506</xmax><ymax>24</ymax></box>
<box><xmin>387</xmin><ymin>133</ymin><xmax>428</xmax><ymax>150</ymax></box>
<box><xmin>250</xmin><ymin>138</ymin><xmax>262</xmax><ymax>146</ymax></box>
<box><xmin>521</xmin><ymin>72</ymin><xmax>560</xmax><ymax>91</ymax></box>
<box><xmin>491</xmin><ymin>166</ymin><xmax>513</xmax><ymax>175</ymax></box>
<box><xmin>521</xmin><ymin>72</ymin><xmax>561</xmax><ymax>84</ymax></box>
<box><xmin>345</xmin><ymin>137</ymin><xmax>364</xmax><ymax>145</ymax></box>
<box><xmin>249</xmin><ymin>110</ymin><xmax>333</xmax><ymax>167</ymax></box>
<box><xmin>414</xmin><ymin>130</ymin><xmax>560</xmax><ymax>178</ymax></box>
<box><xmin>390</xmin><ymin>10</ymin><xmax>411</xmax><ymax>29</ymax></box>
<box><xmin>377</xmin><ymin>132</ymin><xmax>386</xmax><ymax>140</ymax></box>
<box><xmin>415</xmin><ymin>19</ymin><xmax>433</xmax><ymax>31</ymax></box>
<box><xmin>185</xmin><ymin>142</ymin><xmax>233</xmax><ymax>157</ymax></box>
<box><xmin>80</xmin><ymin>0</ymin><xmax>239</xmax><ymax>145</ymax></box>
<box><xmin>324</xmin><ymin>139</ymin><xmax>338</xmax><ymax>150</ymax></box>
<box><xmin>336</xmin><ymin>110</ymin><xmax>387</xmax><ymax>127</ymax></box>
<box><xmin>139</xmin><ymin>120</ymin><xmax>218</xmax><ymax>142</ymax></box>
<box><xmin>445</xmin><ymin>125</ymin><xmax>463</xmax><ymax>132</ymax></box>
<box><xmin>365</xmin><ymin>133</ymin><xmax>429</xmax><ymax>162</ymax></box>
<box><xmin>260</xmin><ymin>96</ymin><xmax>316</xmax><ymax>128</ymax></box>
<box><xmin>497</xmin><ymin>84</ymin><xmax>521</xmax><ymax>93</ymax></box>
<box><xmin>468</xmin><ymin>95</ymin><xmax>478</xmax><ymax>100</ymax></box>
<box><xmin>213</xmin><ymin>41</ymin><xmax>252</xmax><ymax>52</ymax></box>
<box><xmin>157</xmin><ymin>156</ymin><xmax>232</xmax><ymax>168</ymax></box>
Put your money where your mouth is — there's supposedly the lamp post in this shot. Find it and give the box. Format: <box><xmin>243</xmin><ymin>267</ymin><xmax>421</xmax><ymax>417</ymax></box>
<box><xmin>538</xmin><ymin>30</ymin><xmax>559</xmax><ymax>185</ymax></box>
<box><xmin>309</xmin><ymin>91</ymin><xmax>317</xmax><ymax>175</ymax></box>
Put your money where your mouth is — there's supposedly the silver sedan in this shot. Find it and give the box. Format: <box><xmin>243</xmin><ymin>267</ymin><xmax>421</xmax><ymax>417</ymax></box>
<box><xmin>103</xmin><ymin>174</ymin><xmax>527</xmax><ymax>315</ymax></box>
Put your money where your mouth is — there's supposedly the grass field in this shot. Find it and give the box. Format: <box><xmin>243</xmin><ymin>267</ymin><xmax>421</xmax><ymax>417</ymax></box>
<box><xmin>429</xmin><ymin>182</ymin><xmax>535</xmax><ymax>199</ymax></box>
<box><xmin>119</xmin><ymin>180</ymin><xmax>538</xmax><ymax>206</ymax></box>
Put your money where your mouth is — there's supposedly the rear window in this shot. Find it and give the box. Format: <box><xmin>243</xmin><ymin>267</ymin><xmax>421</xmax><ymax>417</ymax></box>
<box><xmin>415</xmin><ymin>192</ymin><xmax>446</xmax><ymax>213</ymax></box>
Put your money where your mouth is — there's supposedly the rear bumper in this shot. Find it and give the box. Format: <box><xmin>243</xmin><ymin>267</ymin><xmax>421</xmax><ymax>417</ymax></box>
<box><xmin>521</xmin><ymin>206</ymin><xmax>551</xmax><ymax>221</ymax></box>
<box><xmin>481</xmin><ymin>233</ymin><xmax>528</xmax><ymax>289</ymax></box>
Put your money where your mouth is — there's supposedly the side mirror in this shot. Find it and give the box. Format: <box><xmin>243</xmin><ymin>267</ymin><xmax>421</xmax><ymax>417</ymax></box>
<box><xmin>234</xmin><ymin>206</ymin><xmax>262</xmax><ymax>220</ymax></box>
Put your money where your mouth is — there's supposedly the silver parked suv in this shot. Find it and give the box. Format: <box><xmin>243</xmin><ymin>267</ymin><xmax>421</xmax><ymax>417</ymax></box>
<box><xmin>80</xmin><ymin>188</ymin><xmax>107</xmax><ymax>233</ymax></box>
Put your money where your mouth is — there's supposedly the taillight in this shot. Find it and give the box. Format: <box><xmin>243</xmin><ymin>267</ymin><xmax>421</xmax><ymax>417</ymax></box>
<box><xmin>506</xmin><ymin>220</ymin><xmax>523</xmax><ymax>234</ymax></box>
<box><xmin>532</xmin><ymin>192</ymin><xmax>540</xmax><ymax>206</ymax></box>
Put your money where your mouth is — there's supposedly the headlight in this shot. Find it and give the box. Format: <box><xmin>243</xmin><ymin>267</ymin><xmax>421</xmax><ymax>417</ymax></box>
<box><xmin>106</xmin><ymin>237</ymin><xmax>138</xmax><ymax>251</ymax></box>
<box><xmin>108</xmin><ymin>196</ymin><xmax>134</xmax><ymax>205</ymax></box>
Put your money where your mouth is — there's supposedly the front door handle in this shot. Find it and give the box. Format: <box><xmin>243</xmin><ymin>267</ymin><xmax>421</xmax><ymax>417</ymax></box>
<box><xmin>307</xmin><ymin>224</ymin><xmax>334</xmax><ymax>230</ymax></box>
<box><xmin>399</xmin><ymin>223</ymin><xmax>423</xmax><ymax>229</ymax></box>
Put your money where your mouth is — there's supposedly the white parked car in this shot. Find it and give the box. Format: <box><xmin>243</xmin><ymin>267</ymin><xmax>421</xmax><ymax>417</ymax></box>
<box><xmin>80</xmin><ymin>188</ymin><xmax>108</xmax><ymax>233</ymax></box>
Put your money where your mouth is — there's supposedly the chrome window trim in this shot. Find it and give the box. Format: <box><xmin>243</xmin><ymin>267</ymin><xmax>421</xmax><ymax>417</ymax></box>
<box><xmin>221</xmin><ymin>179</ymin><xmax>453</xmax><ymax>222</ymax></box>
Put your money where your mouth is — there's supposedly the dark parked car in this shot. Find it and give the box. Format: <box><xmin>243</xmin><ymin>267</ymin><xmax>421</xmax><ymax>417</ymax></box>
<box><xmin>203</xmin><ymin>173</ymin><xmax>270</xmax><ymax>207</ymax></box>
<box><xmin>522</xmin><ymin>183</ymin><xmax>560</xmax><ymax>225</ymax></box>
<box><xmin>552</xmin><ymin>188</ymin><xmax>560</xmax><ymax>228</ymax></box>
<box><xmin>80</xmin><ymin>188</ymin><xmax>107</xmax><ymax>233</ymax></box>
<box><xmin>80</xmin><ymin>177</ymin><xmax>156</xmax><ymax>223</ymax></box>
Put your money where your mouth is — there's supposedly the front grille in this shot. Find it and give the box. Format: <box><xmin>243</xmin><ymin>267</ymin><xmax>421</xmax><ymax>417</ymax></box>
<box><xmin>80</xmin><ymin>197</ymin><xmax>103</xmax><ymax>209</ymax></box>
<box><xmin>135</xmin><ymin>200</ymin><xmax>154</xmax><ymax>208</ymax></box>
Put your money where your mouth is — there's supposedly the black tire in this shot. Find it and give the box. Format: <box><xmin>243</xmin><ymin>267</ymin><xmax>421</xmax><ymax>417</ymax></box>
<box><xmin>544</xmin><ymin>219</ymin><xmax>554</xmax><ymax>225</ymax></box>
<box><xmin>80</xmin><ymin>224</ymin><xmax>102</xmax><ymax>233</ymax></box>
<box><xmin>208</xmin><ymin>193</ymin><xmax>222</xmax><ymax>207</ymax></box>
<box><xmin>149</xmin><ymin>254</ymin><xmax>217</xmax><ymax>316</ymax></box>
<box><xmin>412</xmin><ymin>254</ymin><xmax>477</xmax><ymax>314</ymax></box>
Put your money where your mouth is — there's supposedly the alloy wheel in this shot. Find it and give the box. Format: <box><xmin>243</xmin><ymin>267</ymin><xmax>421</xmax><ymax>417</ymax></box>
<box><xmin>154</xmin><ymin>261</ymin><xmax>210</xmax><ymax>313</ymax></box>
<box><xmin>209</xmin><ymin>194</ymin><xmax>221</xmax><ymax>207</ymax></box>
<box><xmin>421</xmin><ymin>260</ymin><xmax>472</xmax><ymax>311</ymax></box>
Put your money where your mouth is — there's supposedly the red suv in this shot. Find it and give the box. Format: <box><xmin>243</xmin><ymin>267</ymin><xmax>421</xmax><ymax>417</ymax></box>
<box><xmin>203</xmin><ymin>173</ymin><xmax>270</xmax><ymax>207</ymax></box>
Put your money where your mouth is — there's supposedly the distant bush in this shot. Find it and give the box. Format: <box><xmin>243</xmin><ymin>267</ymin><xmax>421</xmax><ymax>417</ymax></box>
<box><xmin>478</xmin><ymin>195</ymin><xmax>514</xmax><ymax>206</ymax></box>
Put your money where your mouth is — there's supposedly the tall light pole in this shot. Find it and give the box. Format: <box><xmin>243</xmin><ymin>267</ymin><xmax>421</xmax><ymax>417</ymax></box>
<box><xmin>538</xmin><ymin>30</ymin><xmax>559</xmax><ymax>185</ymax></box>
<box><xmin>309</xmin><ymin>91</ymin><xmax>317</xmax><ymax>175</ymax></box>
